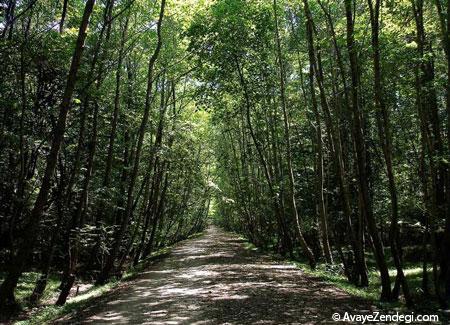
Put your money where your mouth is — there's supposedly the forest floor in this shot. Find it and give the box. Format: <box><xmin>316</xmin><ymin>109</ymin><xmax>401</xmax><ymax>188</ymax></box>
<box><xmin>52</xmin><ymin>225</ymin><xmax>375</xmax><ymax>324</ymax></box>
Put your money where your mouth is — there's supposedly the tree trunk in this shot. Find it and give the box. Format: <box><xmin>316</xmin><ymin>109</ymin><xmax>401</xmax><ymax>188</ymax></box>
<box><xmin>59</xmin><ymin>0</ymin><xmax>69</xmax><ymax>33</ymax></box>
<box><xmin>316</xmin><ymin>0</ymin><xmax>368</xmax><ymax>284</ymax></box>
<box><xmin>235</xmin><ymin>56</ymin><xmax>295</xmax><ymax>262</ymax></box>
<box><xmin>344</xmin><ymin>0</ymin><xmax>391</xmax><ymax>301</ymax></box>
<box><xmin>0</xmin><ymin>0</ymin><xmax>96</xmax><ymax>310</ymax></box>
<box><xmin>96</xmin><ymin>0</ymin><xmax>166</xmax><ymax>285</ymax></box>
<box><xmin>103</xmin><ymin>14</ymin><xmax>129</xmax><ymax>190</ymax></box>
<box><xmin>29</xmin><ymin>161</ymin><xmax>65</xmax><ymax>304</ymax></box>
<box><xmin>273</xmin><ymin>0</ymin><xmax>316</xmax><ymax>268</ymax></box>
<box><xmin>433</xmin><ymin>0</ymin><xmax>450</xmax><ymax>300</ymax></box>
<box><xmin>411</xmin><ymin>0</ymin><xmax>447</xmax><ymax>306</ymax></box>
<box><xmin>302</xmin><ymin>0</ymin><xmax>333</xmax><ymax>264</ymax></box>
<box><xmin>368</xmin><ymin>0</ymin><xmax>412</xmax><ymax>306</ymax></box>
<box><xmin>135</xmin><ymin>77</ymin><xmax>168</xmax><ymax>263</ymax></box>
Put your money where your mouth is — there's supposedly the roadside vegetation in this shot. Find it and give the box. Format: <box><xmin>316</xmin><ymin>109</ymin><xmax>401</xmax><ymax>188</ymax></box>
<box><xmin>1</xmin><ymin>0</ymin><xmax>450</xmax><ymax>322</ymax></box>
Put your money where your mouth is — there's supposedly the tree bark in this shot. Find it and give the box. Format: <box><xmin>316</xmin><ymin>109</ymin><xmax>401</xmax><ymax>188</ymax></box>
<box><xmin>344</xmin><ymin>0</ymin><xmax>391</xmax><ymax>301</ymax></box>
<box><xmin>302</xmin><ymin>0</ymin><xmax>333</xmax><ymax>265</ymax></box>
<box><xmin>433</xmin><ymin>0</ymin><xmax>450</xmax><ymax>300</ymax></box>
<box><xmin>96</xmin><ymin>0</ymin><xmax>166</xmax><ymax>285</ymax></box>
<box><xmin>368</xmin><ymin>0</ymin><xmax>411</xmax><ymax>305</ymax></box>
<box><xmin>315</xmin><ymin>0</ymin><xmax>368</xmax><ymax>284</ymax></box>
<box><xmin>59</xmin><ymin>0</ymin><xmax>69</xmax><ymax>33</ymax></box>
<box><xmin>0</xmin><ymin>0</ymin><xmax>96</xmax><ymax>310</ymax></box>
<box><xmin>273</xmin><ymin>0</ymin><xmax>316</xmax><ymax>268</ymax></box>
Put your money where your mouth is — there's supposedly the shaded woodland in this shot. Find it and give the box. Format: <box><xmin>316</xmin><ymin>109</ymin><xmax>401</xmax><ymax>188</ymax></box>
<box><xmin>0</xmin><ymin>0</ymin><xmax>211</xmax><ymax>314</ymax></box>
<box><xmin>189</xmin><ymin>0</ymin><xmax>450</xmax><ymax>309</ymax></box>
<box><xmin>0</xmin><ymin>0</ymin><xmax>449</xmax><ymax>319</ymax></box>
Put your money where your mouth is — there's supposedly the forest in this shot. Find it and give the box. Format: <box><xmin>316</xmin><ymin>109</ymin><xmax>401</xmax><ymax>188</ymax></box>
<box><xmin>0</xmin><ymin>0</ymin><xmax>449</xmax><ymax>322</ymax></box>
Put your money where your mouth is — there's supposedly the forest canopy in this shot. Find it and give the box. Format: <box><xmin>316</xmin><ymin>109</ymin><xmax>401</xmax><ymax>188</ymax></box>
<box><xmin>0</xmin><ymin>0</ymin><xmax>449</xmax><ymax>318</ymax></box>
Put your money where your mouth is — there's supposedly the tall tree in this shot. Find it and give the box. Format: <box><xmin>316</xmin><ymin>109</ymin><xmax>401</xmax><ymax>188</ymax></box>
<box><xmin>97</xmin><ymin>0</ymin><xmax>167</xmax><ymax>284</ymax></box>
<box><xmin>367</xmin><ymin>0</ymin><xmax>411</xmax><ymax>305</ymax></box>
<box><xmin>273</xmin><ymin>0</ymin><xmax>316</xmax><ymax>267</ymax></box>
<box><xmin>343</xmin><ymin>0</ymin><xmax>391</xmax><ymax>300</ymax></box>
<box><xmin>0</xmin><ymin>0</ymin><xmax>96</xmax><ymax>310</ymax></box>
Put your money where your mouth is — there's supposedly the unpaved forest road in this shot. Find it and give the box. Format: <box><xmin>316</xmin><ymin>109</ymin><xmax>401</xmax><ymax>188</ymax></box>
<box><xmin>57</xmin><ymin>226</ymin><xmax>374</xmax><ymax>324</ymax></box>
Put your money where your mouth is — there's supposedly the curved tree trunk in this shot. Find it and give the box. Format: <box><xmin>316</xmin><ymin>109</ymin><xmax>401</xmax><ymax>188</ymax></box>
<box><xmin>273</xmin><ymin>0</ymin><xmax>316</xmax><ymax>268</ymax></box>
<box><xmin>96</xmin><ymin>0</ymin><xmax>166</xmax><ymax>285</ymax></box>
<box><xmin>367</xmin><ymin>0</ymin><xmax>411</xmax><ymax>306</ymax></box>
<box><xmin>344</xmin><ymin>0</ymin><xmax>391</xmax><ymax>301</ymax></box>
<box><xmin>0</xmin><ymin>0</ymin><xmax>96</xmax><ymax>310</ymax></box>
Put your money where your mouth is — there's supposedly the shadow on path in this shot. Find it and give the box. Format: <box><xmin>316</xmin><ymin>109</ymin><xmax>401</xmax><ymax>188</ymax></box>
<box><xmin>55</xmin><ymin>226</ymin><xmax>374</xmax><ymax>324</ymax></box>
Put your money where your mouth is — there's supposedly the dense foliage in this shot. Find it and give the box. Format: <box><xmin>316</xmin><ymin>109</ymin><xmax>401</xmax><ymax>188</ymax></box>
<box><xmin>0</xmin><ymin>0</ymin><xmax>211</xmax><ymax>313</ymax></box>
<box><xmin>188</xmin><ymin>0</ymin><xmax>450</xmax><ymax>308</ymax></box>
<box><xmin>0</xmin><ymin>0</ymin><xmax>449</xmax><ymax>318</ymax></box>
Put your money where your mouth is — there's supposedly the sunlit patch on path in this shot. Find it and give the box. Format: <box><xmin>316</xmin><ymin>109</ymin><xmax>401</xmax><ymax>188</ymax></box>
<box><xmin>56</xmin><ymin>226</ymin><xmax>374</xmax><ymax>324</ymax></box>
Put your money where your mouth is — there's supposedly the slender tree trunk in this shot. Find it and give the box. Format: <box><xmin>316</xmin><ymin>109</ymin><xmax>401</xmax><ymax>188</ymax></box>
<box><xmin>273</xmin><ymin>0</ymin><xmax>316</xmax><ymax>267</ymax></box>
<box><xmin>1</xmin><ymin>0</ymin><xmax>16</xmax><ymax>39</ymax></box>
<box><xmin>96</xmin><ymin>0</ymin><xmax>166</xmax><ymax>285</ymax></box>
<box><xmin>9</xmin><ymin>14</ymin><xmax>32</xmax><ymax>251</ymax></box>
<box><xmin>0</xmin><ymin>0</ymin><xmax>96</xmax><ymax>310</ymax></box>
<box><xmin>64</xmin><ymin>0</ymin><xmax>113</xmax><ymax>205</ymax></box>
<box><xmin>59</xmin><ymin>0</ymin><xmax>69</xmax><ymax>33</ymax></box>
<box><xmin>344</xmin><ymin>0</ymin><xmax>391</xmax><ymax>301</ymax></box>
<box><xmin>136</xmin><ymin>77</ymin><xmax>168</xmax><ymax>262</ymax></box>
<box><xmin>433</xmin><ymin>0</ymin><xmax>450</xmax><ymax>300</ymax></box>
<box><xmin>302</xmin><ymin>0</ymin><xmax>333</xmax><ymax>264</ymax></box>
<box><xmin>235</xmin><ymin>56</ymin><xmax>296</xmax><ymax>261</ymax></box>
<box><xmin>28</xmin><ymin>160</ymin><xmax>65</xmax><ymax>304</ymax></box>
<box><xmin>412</xmin><ymin>0</ymin><xmax>447</xmax><ymax>306</ymax></box>
<box><xmin>57</xmin><ymin>0</ymin><xmax>115</xmax><ymax>304</ymax></box>
<box><xmin>143</xmin><ymin>170</ymin><xmax>169</xmax><ymax>258</ymax></box>
<box><xmin>56</xmin><ymin>101</ymin><xmax>99</xmax><ymax>306</ymax></box>
<box><xmin>103</xmin><ymin>14</ymin><xmax>129</xmax><ymax>190</ymax></box>
<box><xmin>368</xmin><ymin>0</ymin><xmax>412</xmax><ymax>306</ymax></box>
<box><xmin>315</xmin><ymin>0</ymin><xmax>368</xmax><ymax>284</ymax></box>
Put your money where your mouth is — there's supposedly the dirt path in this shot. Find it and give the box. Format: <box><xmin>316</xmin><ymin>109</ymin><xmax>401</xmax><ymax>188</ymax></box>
<box><xmin>57</xmin><ymin>226</ymin><xmax>374</xmax><ymax>324</ymax></box>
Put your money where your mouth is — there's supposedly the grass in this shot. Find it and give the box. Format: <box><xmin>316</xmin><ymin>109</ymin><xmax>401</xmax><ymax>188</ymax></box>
<box><xmin>0</xmin><ymin>272</ymin><xmax>60</xmax><ymax>309</ymax></box>
<box><xmin>15</xmin><ymin>281</ymin><xmax>118</xmax><ymax>325</ymax></box>
<box><xmin>122</xmin><ymin>246</ymin><xmax>173</xmax><ymax>281</ymax></box>
<box><xmin>6</xmin><ymin>229</ymin><xmax>446</xmax><ymax>323</ymax></box>
<box><xmin>0</xmin><ymin>247</ymin><xmax>175</xmax><ymax>324</ymax></box>
<box><xmin>238</xmin><ymin>236</ymin><xmax>447</xmax><ymax>314</ymax></box>
<box><xmin>5</xmin><ymin>231</ymin><xmax>206</xmax><ymax>324</ymax></box>
<box><xmin>290</xmin><ymin>261</ymin><xmax>430</xmax><ymax>306</ymax></box>
<box><xmin>290</xmin><ymin>259</ymin><xmax>450</xmax><ymax>323</ymax></box>
<box><xmin>0</xmin><ymin>271</ymin><xmax>65</xmax><ymax>324</ymax></box>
